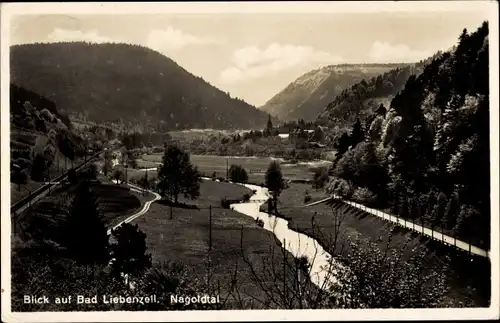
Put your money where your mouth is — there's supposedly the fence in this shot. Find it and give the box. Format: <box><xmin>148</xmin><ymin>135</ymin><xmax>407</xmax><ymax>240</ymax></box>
<box><xmin>330</xmin><ymin>194</ymin><xmax>489</xmax><ymax>259</ymax></box>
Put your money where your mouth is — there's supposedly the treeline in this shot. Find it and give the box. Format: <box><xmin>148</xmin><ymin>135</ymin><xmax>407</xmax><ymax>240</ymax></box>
<box><xmin>184</xmin><ymin>130</ymin><xmax>327</xmax><ymax>161</ymax></box>
<box><xmin>327</xmin><ymin>22</ymin><xmax>490</xmax><ymax>249</ymax></box>
<box><xmin>120</xmin><ymin>132</ymin><xmax>173</xmax><ymax>150</ymax></box>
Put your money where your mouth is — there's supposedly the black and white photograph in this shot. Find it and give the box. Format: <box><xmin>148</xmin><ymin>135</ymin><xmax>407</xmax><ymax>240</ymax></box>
<box><xmin>1</xmin><ymin>1</ymin><xmax>499</xmax><ymax>321</ymax></box>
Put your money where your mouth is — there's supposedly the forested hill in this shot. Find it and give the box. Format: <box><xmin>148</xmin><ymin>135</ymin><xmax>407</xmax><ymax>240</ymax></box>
<box><xmin>10</xmin><ymin>42</ymin><xmax>270</xmax><ymax>131</ymax></box>
<box><xmin>259</xmin><ymin>64</ymin><xmax>407</xmax><ymax>122</ymax></box>
<box><xmin>327</xmin><ymin>21</ymin><xmax>490</xmax><ymax>249</ymax></box>
<box><xmin>316</xmin><ymin>53</ymin><xmax>447</xmax><ymax>129</ymax></box>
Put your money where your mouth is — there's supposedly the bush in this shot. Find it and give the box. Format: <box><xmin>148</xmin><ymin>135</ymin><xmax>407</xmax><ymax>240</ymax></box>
<box><xmin>110</xmin><ymin>223</ymin><xmax>152</xmax><ymax>281</ymax></box>
<box><xmin>242</xmin><ymin>193</ymin><xmax>251</xmax><ymax>202</ymax></box>
<box><xmin>326</xmin><ymin>177</ymin><xmax>354</xmax><ymax>199</ymax></box>
<box><xmin>304</xmin><ymin>194</ymin><xmax>312</xmax><ymax>204</ymax></box>
<box><xmin>220</xmin><ymin>197</ymin><xmax>230</xmax><ymax>209</ymax></box>
<box><xmin>255</xmin><ymin>218</ymin><xmax>264</xmax><ymax>227</ymax></box>
<box><xmin>352</xmin><ymin>187</ymin><xmax>377</xmax><ymax>206</ymax></box>
<box><xmin>312</xmin><ymin>166</ymin><xmax>330</xmax><ymax>189</ymax></box>
<box><xmin>11</xmin><ymin>168</ymin><xmax>28</xmax><ymax>185</ymax></box>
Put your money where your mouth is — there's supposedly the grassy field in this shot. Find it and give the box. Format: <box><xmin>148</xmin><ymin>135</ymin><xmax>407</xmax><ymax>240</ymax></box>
<box><xmin>136</xmin><ymin>153</ymin><xmax>331</xmax><ymax>182</ymax></box>
<box><xmin>129</xmin><ymin>179</ymin><xmax>322</xmax><ymax>308</ymax></box>
<box><xmin>263</xmin><ymin>182</ymin><xmax>491</xmax><ymax>307</ymax></box>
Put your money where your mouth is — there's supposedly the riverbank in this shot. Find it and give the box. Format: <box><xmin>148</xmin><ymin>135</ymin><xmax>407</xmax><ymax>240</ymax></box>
<box><xmin>129</xmin><ymin>179</ymin><xmax>324</xmax><ymax>309</ymax></box>
<box><xmin>263</xmin><ymin>182</ymin><xmax>490</xmax><ymax>307</ymax></box>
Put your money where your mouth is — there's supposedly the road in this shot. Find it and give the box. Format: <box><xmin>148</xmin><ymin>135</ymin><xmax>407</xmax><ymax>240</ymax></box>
<box><xmin>303</xmin><ymin>194</ymin><xmax>490</xmax><ymax>259</ymax></box>
<box><xmin>106</xmin><ymin>183</ymin><xmax>161</xmax><ymax>235</ymax></box>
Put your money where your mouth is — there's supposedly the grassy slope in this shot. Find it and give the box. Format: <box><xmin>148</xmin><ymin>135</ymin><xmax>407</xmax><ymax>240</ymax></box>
<box><xmin>266</xmin><ymin>182</ymin><xmax>490</xmax><ymax>307</ymax></box>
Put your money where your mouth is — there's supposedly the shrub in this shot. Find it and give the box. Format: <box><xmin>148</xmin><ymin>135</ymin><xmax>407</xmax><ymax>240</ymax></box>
<box><xmin>304</xmin><ymin>194</ymin><xmax>312</xmax><ymax>204</ymax></box>
<box><xmin>242</xmin><ymin>193</ymin><xmax>251</xmax><ymax>202</ymax></box>
<box><xmin>352</xmin><ymin>187</ymin><xmax>377</xmax><ymax>206</ymax></box>
<box><xmin>11</xmin><ymin>168</ymin><xmax>28</xmax><ymax>185</ymax></box>
<box><xmin>220</xmin><ymin>197</ymin><xmax>230</xmax><ymax>209</ymax></box>
<box><xmin>255</xmin><ymin>218</ymin><xmax>264</xmax><ymax>227</ymax></box>
<box><xmin>110</xmin><ymin>223</ymin><xmax>152</xmax><ymax>282</ymax></box>
<box><xmin>312</xmin><ymin>166</ymin><xmax>330</xmax><ymax>189</ymax></box>
<box><xmin>326</xmin><ymin>177</ymin><xmax>354</xmax><ymax>199</ymax></box>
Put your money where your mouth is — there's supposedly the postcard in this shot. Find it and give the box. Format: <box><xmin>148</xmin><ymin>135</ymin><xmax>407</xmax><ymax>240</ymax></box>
<box><xmin>1</xmin><ymin>1</ymin><xmax>499</xmax><ymax>321</ymax></box>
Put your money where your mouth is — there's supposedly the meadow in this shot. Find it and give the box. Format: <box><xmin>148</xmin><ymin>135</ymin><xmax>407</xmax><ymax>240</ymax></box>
<box><xmin>135</xmin><ymin>153</ymin><xmax>332</xmax><ymax>184</ymax></box>
<box><xmin>129</xmin><ymin>179</ymin><xmax>322</xmax><ymax>308</ymax></box>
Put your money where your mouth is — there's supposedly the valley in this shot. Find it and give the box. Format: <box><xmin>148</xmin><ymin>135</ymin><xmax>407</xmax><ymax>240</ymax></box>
<box><xmin>7</xmin><ymin>18</ymin><xmax>493</xmax><ymax>312</ymax></box>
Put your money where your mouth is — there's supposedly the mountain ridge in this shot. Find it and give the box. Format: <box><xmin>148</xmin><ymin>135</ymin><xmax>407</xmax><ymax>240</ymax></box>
<box><xmin>259</xmin><ymin>63</ymin><xmax>409</xmax><ymax>122</ymax></box>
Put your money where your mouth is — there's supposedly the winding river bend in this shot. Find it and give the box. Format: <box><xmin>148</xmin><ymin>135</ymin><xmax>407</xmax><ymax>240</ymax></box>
<box><xmin>224</xmin><ymin>180</ymin><xmax>343</xmax><ymax>292</ymax></box>
<box><xmin>115</xmin><ymin>151</ymin><xmax>342</xmax><ymax>291</ymax></box>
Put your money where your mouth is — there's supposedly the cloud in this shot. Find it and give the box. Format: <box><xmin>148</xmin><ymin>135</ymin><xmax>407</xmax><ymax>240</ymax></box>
<box><xmin>146</xmin><ymin>27</ymin><xmax>223</xmax><ymax>53</ymax></box>
<box><xmin>47</xmin><ymin>28</ymin><xmax>117</xmax><ymax>43</ymax></box>
<box><xmin>219</xmin><ymin>43</ymin><xmax>343</xmax><ymax>84</ymax></box>
<box><xmin>368</xmin><ymin>41</ymin><xmax>433</xmax><ymax>63</ymax></box>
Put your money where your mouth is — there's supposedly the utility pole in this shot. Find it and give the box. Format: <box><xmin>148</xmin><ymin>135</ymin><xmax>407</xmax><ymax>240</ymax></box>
<box><xmin>283</xmin><ymin>238</ymin><xmax>286</xmax><ymax>303</ymax></box>
<box><xmin>209</xmin><ymin>205</ymin><xmax>212</xmax><ymax>252</ymax></box>
<box><xmin>144</xmin><ymin>168</ymin><xmax>148</xmax><ymax>196</ymax></box>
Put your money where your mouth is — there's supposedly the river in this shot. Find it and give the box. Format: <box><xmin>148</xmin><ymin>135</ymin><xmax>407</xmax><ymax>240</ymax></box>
<box><xmin>222</xmin><ymin>180</ymin><xmax>344</xmax><ymax>292</ymax></box>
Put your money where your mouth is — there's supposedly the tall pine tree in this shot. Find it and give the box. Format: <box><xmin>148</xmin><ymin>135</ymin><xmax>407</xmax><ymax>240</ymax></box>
<box><xmin>64</xmin><ymin>182</ymin><xmax>110</xmax><ymax>265</ymax></box>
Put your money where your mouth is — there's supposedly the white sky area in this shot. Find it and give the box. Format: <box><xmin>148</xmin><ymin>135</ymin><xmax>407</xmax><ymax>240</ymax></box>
<box><xmin>8</xmin><ymin>6</ymin><xmax>491</xmax><ymax>106</ymax></box>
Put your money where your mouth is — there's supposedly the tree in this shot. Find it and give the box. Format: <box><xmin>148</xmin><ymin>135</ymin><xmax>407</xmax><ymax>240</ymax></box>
<box><xmin>110</xmin><ymin>223</ymin><xmax>152</xmax><ymax>286</ymax></box>
<box><xmin>265</xmin><ymin>161</ymin><xmax>285</xmax><ymax>213</ymax></box>
<box><xmin>103</xmin><ymin>151</ymin><xmax>113</xmax><ymax>177</ymax></box>
<box><xmin>63</xmin><ymin>182</ymin><xmax>109</xmax><ymax>265</ymax></box>
<box><xmin>350</xmin><ymin>118</ymin><xmax>365</xmax><ymax>148</ymax></box>
<box><xmin>229</xmin><ymin>164</ymin><xmax>248</xmax><ymax>184</ymax></box>
<box><xmin>157</xmin><ymin>144</ymin><xmax>201</xmax><ymax>204</ymax></box>
<box><xmin>113</xmin><ymin>169</ymin><xmax>124</xmax><ymax>184</ymax></box>
<box><xmin>312</xmin><ymin>126</ymin><xmax>325</xmax><ymax>143</ymax></box>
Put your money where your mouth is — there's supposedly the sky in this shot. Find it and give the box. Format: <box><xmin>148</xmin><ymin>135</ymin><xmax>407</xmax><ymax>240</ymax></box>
<box><xmin>8</xmin><ymin>6</ymin><xmax>492</xmax><ymax>106</ymax></box>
